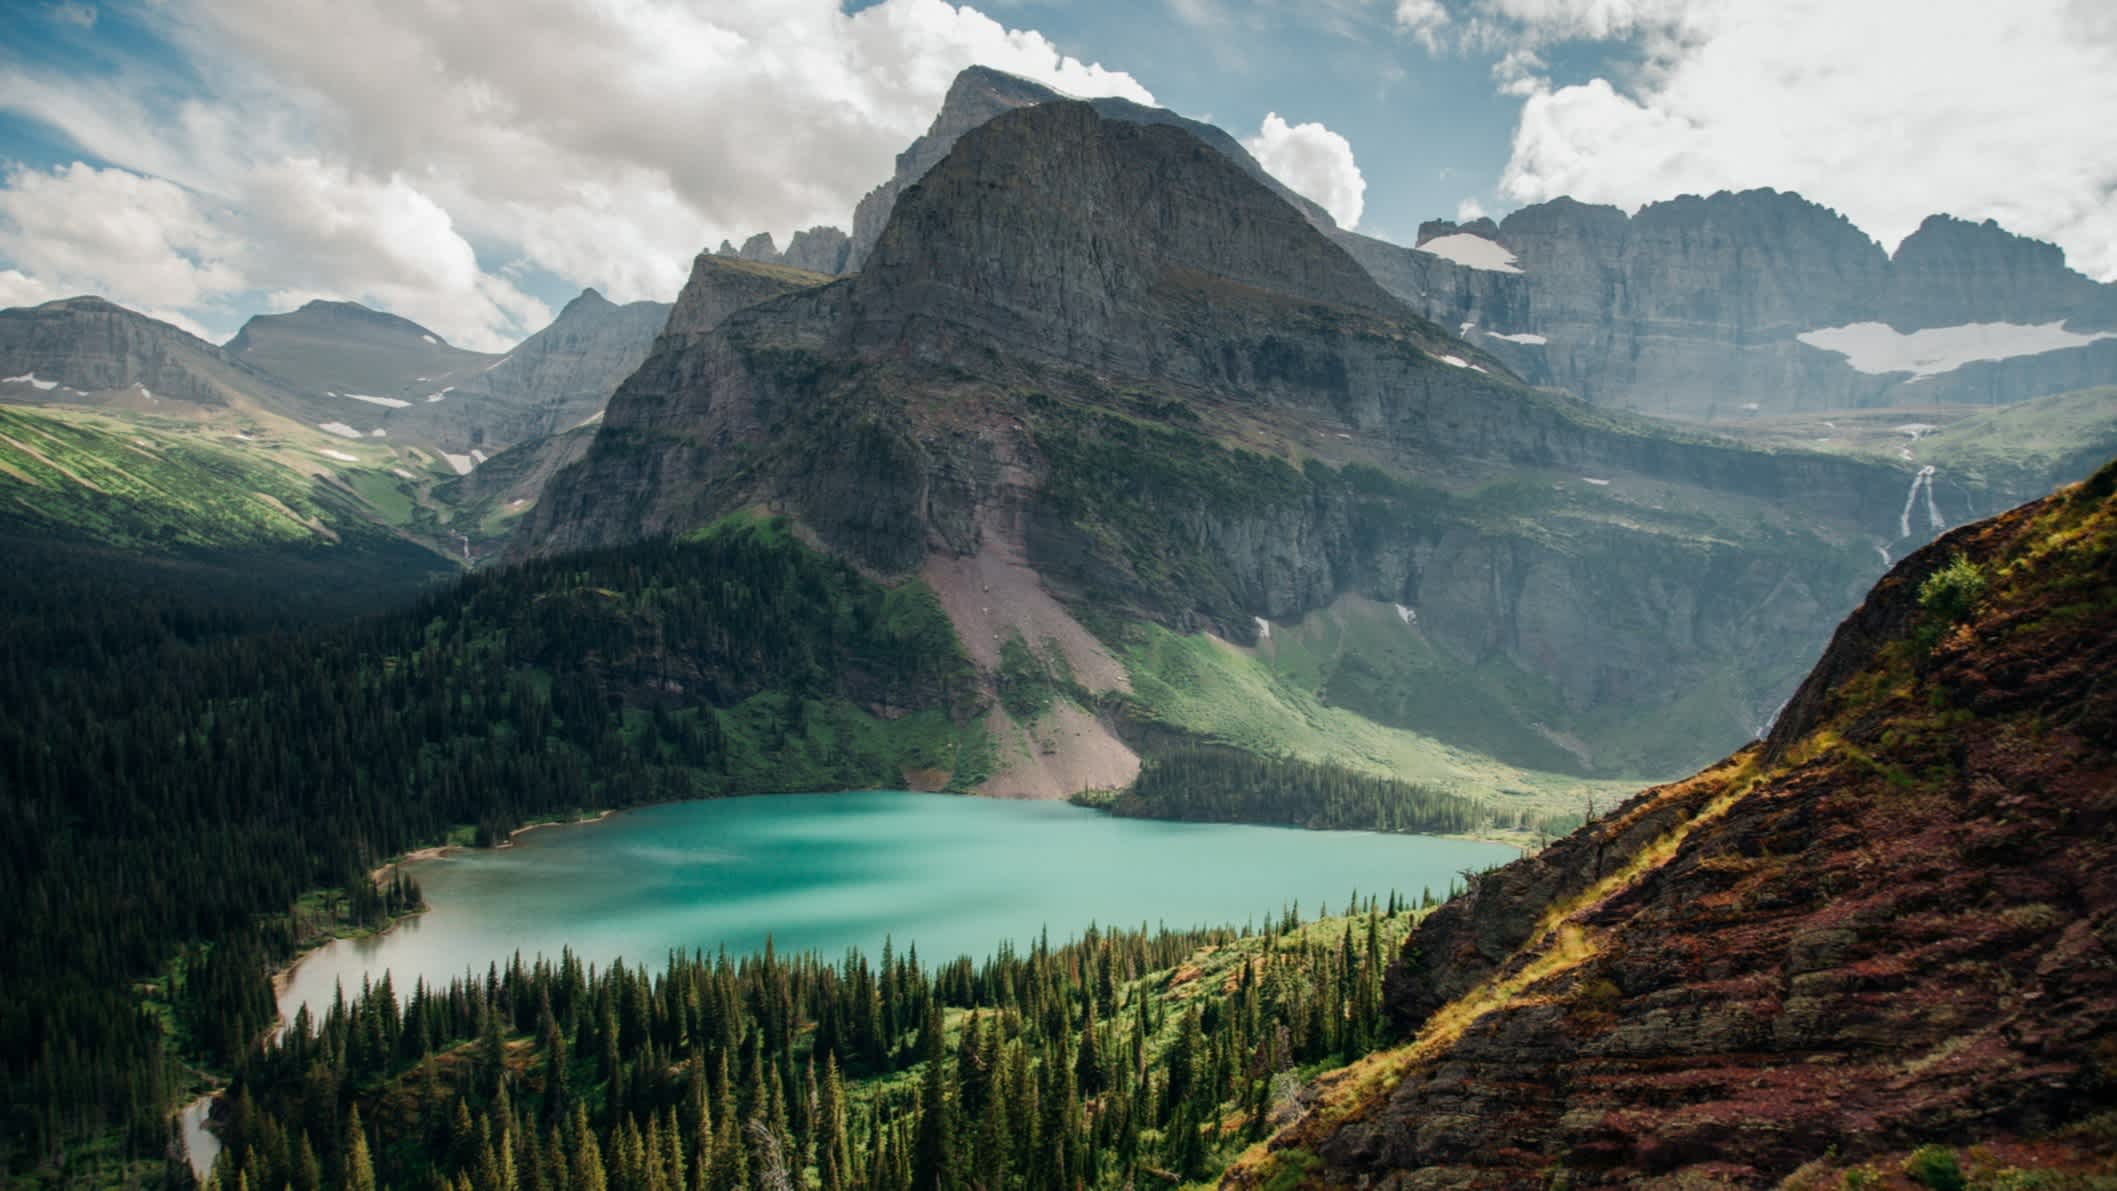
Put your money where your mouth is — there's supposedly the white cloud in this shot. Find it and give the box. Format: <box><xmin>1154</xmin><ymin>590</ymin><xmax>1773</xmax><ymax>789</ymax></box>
<box><xmin>1482</xmin><ymin>0</ymin><xmax>2117</xmax><ymax>280</ymax></box>
<box><xmin>1242</xmin><ymin>112</ymin><xmax>1368</xmax><ymax>229</ymax></box>
<box><xmin>0</xmin><ymin>0</ymin><xmax>1153</xmax><ymax>345</ymax></box>
<box><xmin>1455</xmin><ymin>197</ymin><xmax>1488</xmax><ymax>223</ymax></box>
<box><xmin>1394</xmin><ymin>0</ymin><xmax>1451</xmax><ymax>50</ymax></box>
<box><xmin>0</xmin><ymin>163</ymin><xmax>242</xmax><ymax>314</ymax></box>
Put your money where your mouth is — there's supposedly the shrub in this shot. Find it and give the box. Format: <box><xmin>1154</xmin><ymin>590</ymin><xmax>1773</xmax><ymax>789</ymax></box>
<box><xmin>1919</xmin><ymin>554</ymin><xmax>1988</xmax><ymax>626</ymax></box>
<box><xmin>1905</xmin><ymin>1144</ymin><xmax>1966</xmax><ymax>1191</ymax></box>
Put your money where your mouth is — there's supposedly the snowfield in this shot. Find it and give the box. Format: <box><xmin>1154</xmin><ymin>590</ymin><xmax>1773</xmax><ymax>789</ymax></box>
<box><xmin>1418</xmin><ymin>233</ymin><xmax>1523</xmax><ymax>273</ymax></box>
<box><xmin>1797</xmin><ymin>320</ymin><xmax>2117</xmax><ymax>377</ymax></box>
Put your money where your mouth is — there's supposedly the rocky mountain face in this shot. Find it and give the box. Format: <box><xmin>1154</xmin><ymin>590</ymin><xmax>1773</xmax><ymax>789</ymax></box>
<box><xmin>429</xmin><ymin>288</ymin><xmax>671</xmax><ymax>450</ymax></box>
<box><xmin>1358</xmin><ymin>193</ymin><xmax>2117</xmax><ymax>418</ymax></box>
<box><xmin>842</xmin><ymin>64</ymin><xmax>1333</xmax><ymax>273</ymax></box>
<box><xmin>828</xmin><ymin>66</ymin><xmax>2114</xmax><ymax>421</ymax></box>
<box><xmin>0</xmin><ymin>295</ymin><xmax>300</xmax><ymax>411</ymax></box>
<box><xmin>1247</xmin><ymin>462</ymin><xmax>2117</xmax><ymax>1186</ymax></box>
<box><xmin>521</xmin><ymin>100</ymin><xmax>1944</xmax><ymax>782</ymax></box>
<box><xmin>713</xmin><ymin>227</ymin><xmax>852</xmax><ymax>275</ymax></box>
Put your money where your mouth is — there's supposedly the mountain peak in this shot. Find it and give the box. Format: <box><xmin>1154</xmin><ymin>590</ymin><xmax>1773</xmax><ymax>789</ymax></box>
<box><xmin>559</xmin><ymin>287</ymin><xmax>615</xmax><ymax>318</ymax></box>
<box><xmin>853</xmin><ymin>100</ymin><xmax>1405</xmax><ymax>370</ymax></box>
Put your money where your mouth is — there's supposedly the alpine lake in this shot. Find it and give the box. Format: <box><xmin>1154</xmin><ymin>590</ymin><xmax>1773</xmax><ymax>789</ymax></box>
<box><xmin>278</xmin><ymin>790</ymin><xmax>1518</xmax><ymax>1026</ymax></box>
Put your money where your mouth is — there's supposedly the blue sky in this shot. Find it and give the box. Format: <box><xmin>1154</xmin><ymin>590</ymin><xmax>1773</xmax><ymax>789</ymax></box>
<box><xmin>2</xmin><ymin>1</ymin><xmax>2111</xmax><ymax>350</ymax></box>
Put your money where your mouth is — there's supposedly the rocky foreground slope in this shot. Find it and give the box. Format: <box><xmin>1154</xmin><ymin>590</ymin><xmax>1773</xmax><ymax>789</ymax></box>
<box><xmin>1240</xmin><ymin>462</ymin><xmax>2117</xmax><ymax>1187</ymax></box>
<box><xmin>521</xmin><ymin>100</ymin><xmax>1950</xmax><ymax>784</ymax></box>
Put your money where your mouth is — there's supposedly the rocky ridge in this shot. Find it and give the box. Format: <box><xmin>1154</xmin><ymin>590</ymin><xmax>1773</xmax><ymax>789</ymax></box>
<box><xmin>0</xmin><ymin>296</ymin><xmax>304</xmax><ymax>412</ymax></box>
<box><xmin>819</xmin><ymin>66</ymin><xmax>2116</xmax><ymax>420</ymax></box>
<box><xmin>1242</xmin><ymin>462</ymin><xmax>2117</xmax><ymax>1186</ymax></box>
<box><xmin>426</xmin><ymin>287</ymin><xmax>672</xmax><ymax>452</ymax></box>
<box><xmin>1368</xmin><ymin>194</ymin><xmax>2117</xmax><ymax>417</ymax></box>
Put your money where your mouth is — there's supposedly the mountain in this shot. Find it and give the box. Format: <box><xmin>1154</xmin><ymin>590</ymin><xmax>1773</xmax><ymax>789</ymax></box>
<box><xmin>0</xmin><ymin>295</ymin><xmax>305</xmax><ymax>412</ymax></box>
<box><xmin>521</xmin><ymin>99</ymin><xmax>1939</xmax><ymax>791</ymax></box>
<box><xmin>227</xmin><ymin>299</ymin><xmax>501</xmax><ymax>404</ymax></box>
<box><xmin>829</xmin><ymin>67</ymin><xmax>2114</xmax><ymax>421</ymax></box>
<box><xmin>1345</xmin><ymin>194</ymin><xmax>2117</xmax><ymax>418</ymax></box>
<box><xmin>426</xmin><ymin>287</ymin><xmax>670</xmax><ymax>450</ymax></box>
<box><xmin>843</xmin><ymin>64</ymin><xmax>1332</xmax><ymax>273</ymax></box>
<box><xmin>1245</xmin><ymin>459</ymin><xmax>2117</xmax><ymax>1186</ymax></box>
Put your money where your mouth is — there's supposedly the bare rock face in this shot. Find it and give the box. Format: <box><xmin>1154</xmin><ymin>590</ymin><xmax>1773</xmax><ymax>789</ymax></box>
<box><xmin>1265</xmin><ymin>472</ymin><xmax>2117</xmax><ymax>1186</ymax></box>
<box><xmin>0</xmin><ymin>296</ymin><xmax>295</xmax><ymax>409</ymax></box>
<box><xmin>844</xmin><ymin>65</ymin><xmax>1334</xmax><ymax>272</ymax></box>
<box><xmin>1351</xmin><ymin>192</ymin><xmax>2117</xmax><ymax>418</ymax></box>
<box><xmin>432</xmin><ymin>288</ymin><xmax>672</xmax><ymax>450</ymax></box>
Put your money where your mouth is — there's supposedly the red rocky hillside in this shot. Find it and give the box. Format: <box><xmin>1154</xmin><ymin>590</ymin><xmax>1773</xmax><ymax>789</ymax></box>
<box><xmin>1235</xmin><ymin>461</ymin><xmax>2117</xmax><ymax>1188</ymax></box>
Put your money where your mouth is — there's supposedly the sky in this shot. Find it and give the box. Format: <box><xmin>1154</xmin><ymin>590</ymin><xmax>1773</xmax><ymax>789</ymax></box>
<box><xmin>1</xmin><ymin>0</ymin><xmax>2113</xmax><ymax>351</ymax></box>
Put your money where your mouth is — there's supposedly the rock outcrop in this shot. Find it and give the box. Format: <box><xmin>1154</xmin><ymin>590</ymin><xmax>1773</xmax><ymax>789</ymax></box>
<box><xmin>522</xmin><ymin>101</ymin><xmax>1942</xmax><ymax>779</ymax></box>
<box><xmin>1251</xmin><ymin>464</ymin><xmax>2117</xmax><ymax>1185</ymax></box>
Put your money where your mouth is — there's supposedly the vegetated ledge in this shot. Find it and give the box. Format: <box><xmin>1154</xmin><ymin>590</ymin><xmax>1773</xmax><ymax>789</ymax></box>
<box><xmin>1231</xmin><ymin>458</ymin><xmax>2117</xmax><ymax>1187</ymax></box>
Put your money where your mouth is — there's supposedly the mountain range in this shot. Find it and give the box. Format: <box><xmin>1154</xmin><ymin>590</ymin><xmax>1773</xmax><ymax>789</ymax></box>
<box><xmin>4</xmin><ymin>65</ymin><xmax>2115</xmax><ymax>794</ymax></box>
<box><xmin>723</xmin><ymin>65</ymin><xmax>2117</xmax><ymax>422</ymax></box>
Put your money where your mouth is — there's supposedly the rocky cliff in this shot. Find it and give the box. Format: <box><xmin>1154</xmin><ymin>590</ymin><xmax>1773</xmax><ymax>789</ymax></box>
<box><xmin>1358</xmin><ymin>192</ymin><xmax>2117</xmax><ymax>419</ymax></box>
<box><xmin>0</xmin><ymin>295</ymin><xmax>301</xmax><ymax>412</ymax></box>
<box><xmin>1245</xmin><ymin>462</ymin><xmax>2117</xmax><ymax>1186</ymax></box>
<box><xmin>521</xmin><ymin>101</ymin><xmax>1940</xmax><ymax>781</ymax></box>
<box><xmin>429</xmin><ymin>287</ymin><xmax>671</xmax><ymax>451</ymax></box>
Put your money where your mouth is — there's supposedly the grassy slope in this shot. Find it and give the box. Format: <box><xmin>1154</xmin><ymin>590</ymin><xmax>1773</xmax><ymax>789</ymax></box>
<box><xmin>1108</xmin><ymin>619</ymin><xmax>1635</xmax><ymax>834</ymax></box>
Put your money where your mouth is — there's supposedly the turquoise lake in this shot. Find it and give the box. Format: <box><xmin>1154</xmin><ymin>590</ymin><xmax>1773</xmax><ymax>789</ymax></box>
<box><xmin>278</xmin><ymin>791</ymin><xmax>1515</xmax><ymax>1025</ymax></box>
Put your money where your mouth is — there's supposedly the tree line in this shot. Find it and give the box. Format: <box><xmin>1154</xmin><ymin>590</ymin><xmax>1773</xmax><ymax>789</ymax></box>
<box><xmin>197</xmin><ymin>899</ymin><xmax>1415</xmax><ymax>1191</ymax></box>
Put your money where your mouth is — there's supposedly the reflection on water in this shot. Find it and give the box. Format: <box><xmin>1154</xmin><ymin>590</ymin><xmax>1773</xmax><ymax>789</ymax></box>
<box><xmin>279</xmin><ymin>791</ymin><xmax>1514</xmax><ymax>1028</ymax></box>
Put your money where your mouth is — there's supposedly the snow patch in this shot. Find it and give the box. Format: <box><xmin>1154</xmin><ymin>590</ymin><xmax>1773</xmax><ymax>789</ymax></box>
<box><xmin>481</xmin><ymin>355</ymin><xmax>512</xmax><ymax>373</ymax></box>
<box><xmin>391</xmin><ymin>467</ymin><xmax>415</xmax><ymax>480</ymax></box>
<box><xmin>343</xmin><ymin>393</ymin><xmax>410</xmax><ymax>408</ymax></box>
<box><xmin>1484</xmin><ymin>330</ymin><xmax>1548</xmax><ymax>346</ymax></box>
<box><xmin>470</xmin><ymin>449</ymin><xmax>488</xmax><ymax>464</ymax></box>
<box><xmin>442</xmin><ymin>453</ymin><xmax>475</xmax><ymax>476</ymax></box>
<box><xmin>1394</xmin><ymin>603</ymin><xmax>1416</xmax><ymax>626</ymax></box>
<box><xmin>321</xmin><ymin>449</ymin><xmax>358</xmax><ymax>462</ymax></box>
<box><xmin>369</xmin><ymin>428</ymin><xmax>386</xmax><ymax>438</ymax></box>
<box><xmin>1438</xmin><ymin>354</ymin><xmax>1471</xmax><ymax>369</ymax></box>
<box><xmin>421</xmin><ymin>334</ymin><xmax>438</xmax><ymax>345</ymax></box>
<box><xmin>1581</xmin><ymin>477</ymin><xmax>1611</xmax><ymax>486</ymax></box>
<box><xmin>135</xmin><ymin>384</ymin><xmax>155</xmax><ymax>401</ymax></box>
<box><xmin>3</xmin><ymin>372</ymin><xmax>58</xmax><ymax>391</ymax></box>
<box><xmin>1253</xmin><ymin>616</ymin><xmax>1271</xmax><ymax>641</ymax></box>
<box><xmin>426</xmin><ymin>393</ymin><xmax>447</xmax><ymax>403</ymax></box>
<box><xmin>318</xmin><ymin>422</ymin><xmax>363</xmax><ymax>439</ymax></box>
<box><xmin>1418</xmin><ymin>233</ymin><xmax>1522</xmax><ymax>273</ymax></box>
<box><xmin>1895</xmin><ymin>422</ymin><xmax>1938</xmax><ymax>439</ymax></box>
<box><xmin>1798</xmin><ymin>321</ymin><xmax>2117</xmax><ymax>378</ymax></box>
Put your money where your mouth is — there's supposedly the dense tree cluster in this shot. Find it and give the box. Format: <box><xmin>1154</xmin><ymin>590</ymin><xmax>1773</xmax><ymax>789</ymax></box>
<box><xmin>0</xmin><ymin>523</ymin><xmax>976</xmax><ymax>1180</ymax></box>
<box><xmin>1105</xmin><ymin>749</ymin><xmax>1491</xmax><ymax>835</ymax></box>
<box><xmin>203</xmin><ymin>902</ymin><xmax>1413</xmax><ymax>1191</ymax></box>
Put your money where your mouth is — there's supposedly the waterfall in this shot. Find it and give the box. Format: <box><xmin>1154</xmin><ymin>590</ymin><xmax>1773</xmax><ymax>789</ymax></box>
<box><xmin>1898</xmin><ymin>465</ymin><xmax>1937</xmax><ymax>540</ymax></box>
<box><xmin>1924</xmin><ymin>468</ymin><xmax>1945</xmax><ymax>531</ymax></box>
